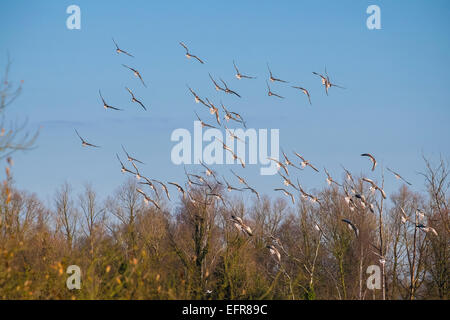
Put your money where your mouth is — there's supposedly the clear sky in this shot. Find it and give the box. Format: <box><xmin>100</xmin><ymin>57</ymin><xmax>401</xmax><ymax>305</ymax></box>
<box><xmin>1</xmin><ymin>0</ymin><xmax>449</xmax><ymax>205</ymax></box>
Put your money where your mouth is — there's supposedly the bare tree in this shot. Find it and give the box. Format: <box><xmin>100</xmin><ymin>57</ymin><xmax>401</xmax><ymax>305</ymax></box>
<box><xmin>0</xmin><ymin>54</ymin><xmax>38</xmax><ymax>159</ymax></box>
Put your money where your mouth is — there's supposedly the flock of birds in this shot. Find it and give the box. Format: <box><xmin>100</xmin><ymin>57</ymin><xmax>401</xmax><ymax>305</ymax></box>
<box><xmin>74</xmin><ymin>39</ymin><xmax>438</xmax><ymax>266</ymax></box>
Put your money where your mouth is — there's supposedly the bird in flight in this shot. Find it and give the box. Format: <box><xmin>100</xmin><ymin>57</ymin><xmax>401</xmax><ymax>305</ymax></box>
<box><xmin>179</xmin><ymin>41</ymin><xmax>204</xmax><ymax>64</ymax></box>
<box><xmin>266</xmin><ymin>81</ymin><xmax>284</xmax><ymax>99</ymax></box>
<box><xmin>244</xmin><ymin>185</ymin><xmax>260</xmax><ymax>201</ymax></box>
<box><xmin>168</xmin><ymin>182</ymin><xmax>186</xmax><ymax>199</ymax></box>
<box><xmin>341</xmin><ymin>165</ymin><xmax>354</xmax><ymax>183</ymax></box>
<box><xmin>125</xmin><ymin>87</ymin><xmax>146</xmax><ymax>111</ymax></box>
<box><xmin>122</xmin><ymin>145</ymin><xmax>144</xmax><ymax>164</ymax></box>
<box><xmin>416</xmin><ymin>224</ymin><xmax>438</xmax><ymax>236</ymax></box>
<box><xmin>230</xmin><ymin>169</ymin><xmax>249</xmax><ymax>187</ymax></box>
<box><xmin>266</xmin><ymin>244</ymin><xmax>281</xmax><ymax>263</ymax></box>
<box><xmin>268</xmin><ymin>157</ymin><xmax>289</xmax><ymax>176</ymax></box>
<box><xmin>312</xmin><ymin>71</ymin><xmax>331</xmax><ymax>95</ymax></box>
<box><xmin>139</xmin><ymin>176</ymin><xmax>160</xmax><ymax>199</ymax></box>
<box><xmin>297</xmin><ymin>180</ymin><xmax>320</xmax><ymax>204</ymax></box>
<box><xmin>187</xmin><ymin>86</ymin><xmax>209</xmax><ymax>107</ymax></box>
<box><xmin>152</xmin><ymin>179</ymin><xmax>170</xmax><ymax>201</ymax></box>
<box><xmin>313</xmin><ymin>68</ymin><xmax>345</xmax><ymax>95</ymax></box>
<box><xmin>200</xmin><ymin>161</ymin><xmax>222</xmax><ymax>184</ymax></box>
<box><xmin>267</xmin><ymin>64</ymin><xmax>288</xmax><ymax>83</ymax></box>
<box><xmin>137</xmin><ymin>188</ymin><xmax>160</xmax><ymax>210</ymax></box>
<box><xmin>341</xmin><ymin>219</ymin><xmax>359</xmax><ymax>237</ymax></box>
<box><xmin>130</xmin><ymin>161</ymin><xmax>142</xmax><ymax>180</ymax></box>
<box><xmin>195</xmin><ymin>111</ymin><xmax>217</xmax><ymax>129</ymax></box>
<box><xmin>233</xmin><ymin>61</ymin><xmax>255</xmax><ymax>79</ymax></box>
<box><xmin>324</xmin><ymin>168</ymin><xmax>342</xmax><ymax>187</ymax></box>
<box><xmin>362</xmin><ymin>178</ymin><xmax>387</xmax><ymax>199</ymax></box>
<box><xmin>291</xmin><ymin>86</ymin><xmax>311</xmax><ymax>105</ymax></box>
<box><xmin>324</xmin><ymin>68</ymin><xmax>345</xmax><ymax>92</ymax></box>
<box><xmin>205</xmin><ymin>98</ymin><xmax>221</xmax><ymax>126</ymax></box>
<box><xmin>220</xmin><ymin>78</ymin><xmax>241</xmax><ymax>98</ymax></box>
<box><xmin>223</xmin><ymin>177</ymin><xmax>243</xmax><ymax>192</ymax></box>
<box><xmin>99</xmin><ymin>90</ymin><xmax>122</xmax><ymax>111</ymax></box>
<box><xmin>75</xmin><ymin>129</ymin><xmax>100</xmax><ymax>148</ymax></box>
<box><xmin>281</xmin><ymin>149</ymin><xmax>300</xmax><ymax>170</ymax></box>
<box><xmin>386</xmin><ymin>167</ymin><xmax>412</xmax><ymax>185</ymax></box>
<box><xmin>217</xmin><ymin>139</ymin><xmax>245</xmax><ymax>168</ymax></box>
<box><xmin>112</xmin><ymin>38</ymin><xmax>134</xmax><ymax>57</ymax></box>
<box><xmin>343</xmin><ymin>187</ymin><xmax>356</xmax><ymax>212</ymax></box>
<box><xmin>274</xmin><ymin>188</ymin><xmax>295</xmax><ymax>204</ymax></box>
<box><xmin>361</xmin><ymin>153</ymin><xmax>377</xmax><ymax>171</ymax></box>
<box><xmin>400</xmin><ymin>207</ymin><xmax>410</xmax><ymax>224</ymax></box>
<box><xmin>116</xmin><ymin>154</ymin><xmax>134</xmax><ymax>174</ymax></box>
<box><xmin>224</xmin><ymin>126</ymin><xmax>245</xmax><ymax>143</ymax></box>
<box><xmin>207</xmin><ymin>193</ymin><xmax>227</xmax><ymax>207</ymax></box>
<box><xmin>216</xmin><ymin>137</ymin><xmax>234</xmax><ymax>154</ymax></box>
<box><xmin>122</xmin><ymin>64</ymin><xmax>147</xmax><ymax>87</ymax></box>
<box><xmin>293</xmin><ymin>152</ymin><xmax>319</xmax><ymax>172</ymax></box>
<box><xmin>230</xmin><ymin>215</ymin><xmax>253</xmax><ymax>236</ymax></box>
<box><xmin>221</xmin><ymin>103</ymin><xmax>246</xmax><ymax>127</ymax></box>
<box><xmin>209</xmin><ymin>73</ymin><xmax>225</xmax><ymax>92</ymax></box>
<box><xmin>278</xmin><ymin>172</ymin><xmax>296</xmax><ymax>189</ymax></box>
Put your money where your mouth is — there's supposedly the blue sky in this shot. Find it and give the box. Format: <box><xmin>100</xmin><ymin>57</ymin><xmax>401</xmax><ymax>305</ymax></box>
<box><xmin>0</xmin><ymin>0</ymin><xmax>449</xmax><ymax>205</ymax></box>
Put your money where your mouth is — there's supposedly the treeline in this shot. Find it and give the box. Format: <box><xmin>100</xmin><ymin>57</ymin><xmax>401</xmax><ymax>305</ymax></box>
<box><xmin>0</xmin><ymin>157</ymin><xmax>448</xmax><ymax>300</ymax></box>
